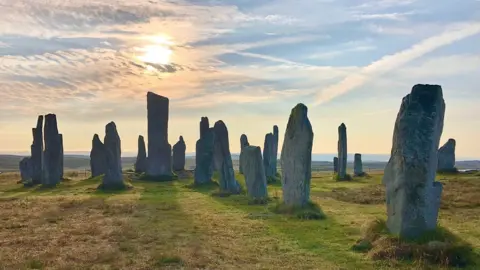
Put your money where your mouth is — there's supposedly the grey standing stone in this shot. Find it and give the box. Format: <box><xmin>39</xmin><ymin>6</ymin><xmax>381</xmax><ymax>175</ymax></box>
<box><xmin>173</xmin><ymin>136</ymin><xmax>186</xmax><ymax>171</ymax></box>
<box><xmin>239</xmin><ymin>134</ymin><xmax>249</xmax><ymax>174</ymax></box>
<box><xmin>146</xmin><ymin>92</ymin><xmax>173</xmax><ymax>179</ymax></box>
<box><xmin>280</xmin><ymin>103</ymin><xmax>313</xmax><ymax>207</ymax></box>
<box><xmin>200</xmin><ymin>117</ymin><xmax>209</xmax><ymax>138</ymax></box>
<box><xmin>273</xmin><ymin>125</ymin><xmax>279</xmax><ymax>176</ymax></box>
<box><xmin>337</xmin><ymin>123</ymin><xmax>348</xmax><ymax>180</ymax></box>
<box><xmin>354</xmin><ymin>153</ymin><xmax>364</xmax><ymax>176</ymax></box>
<box><xmin>263</xmin><ymin>133</ymin><xmax>276</xmax><ymax>182</ymax></box>
<box><xmin>100</xmin><ymin>122</ymin><xmax>125</xmax><ymax>190</ymax></box>
<box><xmin>437</xmin><ymin>139</ymin><xmax>456</xmax><ymax>172</ymax></box>
<box><xmin>43</xmin><ymin>114</ymin><xmax>62</xmax><ymax>187</ymax></box>
<box><xmin>59</xmin><ymin>134</ymin><xmax>64</xmax><ymax>180</ymax></box>
<box><xmin>194</xmin><ymin>122</ymin><xmax>215</xmax><ymax>185</ymax></box>
<box><xmin>135</xmin><ymin>135</ymin><xmax>147</xmax><ymax>173</ymax></box>
<box><xmin>19</xmin><ymin>157</ymin><xmax>33</xmax><ymax>186</ymax></box>
<box><xmin>242</xmin><ymin>146</ymin><xmax>268</xmax><ymax>201</ymax></box>
<box><xmin>333</xmin><ymin>157</ymin><xmax>338</xmax><ymax>173</ymax></box>
<box><xmin>30</xmin><ymin>115</ymin><xmax>44</xmax><ymax>185</ymax></box>
<box><xmin>383</xmin><ymin>84</ymin><xmax>445</xmax><ymax>239</ymax></box>
<box><xmin>213</xmin><ymin>120</ymin><xmax>241</xmax><ymax>194</ymax></box>
<box><xmin>90</xmin><ymin>134</ymin><xmax>108</xmax><ymax>178</ymax></box>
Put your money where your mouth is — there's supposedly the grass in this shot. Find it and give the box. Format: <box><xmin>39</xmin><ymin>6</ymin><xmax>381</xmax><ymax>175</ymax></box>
<box><xmin>0</xmin><ymin>170</ymin><xmax>479</xmax><ymax>269</ymax></box>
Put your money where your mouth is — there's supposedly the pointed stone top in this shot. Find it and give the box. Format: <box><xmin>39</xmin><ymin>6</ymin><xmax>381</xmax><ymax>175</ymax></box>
<box><xmin>93</xmin><ymin>134</ymin><xmax>101</xmax><ymax>141</ymax></box>
<box><xmin>179</xmin><ymin>135</ymin><xmax>184</xmax><ymax>142</ymax></box>
<box><xmin>147</xmin><ymin>91</ymin><xmax>169</xmax><ymax>101</ymax></box>
<box><xmin>106</xmin><ymin>121</ymin><xmax>117</xmax><ymax>134</ymax></box>
<box><xmin>286</xmin><ymin>103</ymin><xmax>312</xmax><ymax>138</ymax></box>
<box><xmin>339</xmin><ymin>123</ymin><xmax>346</xmax><ymax>129</ymax></box>
<box><xmin>447</xmin><ymin>138</ymin><xmax>456</xmax><ymax>144</ymax></box>
<box><xmin>139</xmin><ymin>135</ymin><xmax>144</xmax><ymax>140</ymax></box>
<box><xmin>273</xmin><ymin>125</ymin><xmax>279</xmax><ymax>134</ymax></box>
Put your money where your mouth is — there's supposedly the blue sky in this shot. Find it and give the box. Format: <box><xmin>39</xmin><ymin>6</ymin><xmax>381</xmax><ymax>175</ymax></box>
<box><xmin>0</xmin><ymin>0</ymin><xmax>479</xmax><ymax>159</ymax></box>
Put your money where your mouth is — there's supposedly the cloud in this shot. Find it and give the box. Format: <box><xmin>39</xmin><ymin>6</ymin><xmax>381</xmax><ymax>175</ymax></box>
<box><xmin>312</xmin><ymin>22</ymin><xmax>480</xmax><ymax>106</ymax></box>
<box><xmin>353</xmin><ymin>11</ymin><xmax>416</xmax><ymax>21</ymax></box>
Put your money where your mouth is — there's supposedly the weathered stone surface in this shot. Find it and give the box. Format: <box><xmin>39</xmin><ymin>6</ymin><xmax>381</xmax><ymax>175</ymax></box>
<box><xmin>383</xmin><ymin>84</ymin><xmax>445</xmax><ymax>239</ymax></box>
<box><xmin>43</xmin><ymin>114</ymin><xmax>62</xmax><ymax>187</ymax></box>
<box><xmin>263</xmin><ymin>133</ymin><xmax>276</xmax><ymax>181</ymax></box>
<box><xmin>135</xmin><ymin>135</ymin><xmax>147</xmax><ymax>173</ymax></box>
<box><xmin>272</xmin><ymin>125</ymin><xmax>279</xmax><ymax>176</ymax></box>
<box><xmin>354</xmin><ymin>153</ymin><xmax>364</xmax><ymax>176</ymax></box>
<box><xmin>333</xmin><ymin>157</ymin><xmax>338</xmax><ymax>173</ymax></box>
<box><xmin>239</xmin><ymin>134</ymin><xmax>249</xmax><ymax>174</ymax></box>
<box><xmin>194</xmin><ymin>124</ymin><xmax>215</xmax><ymax>185</ymax></box>
<box><xmin>30</xmin><ymin>116</ymin><xmax>43</xmax><ymax>185</ymax></box>
<box><xmin>101</xmin><ymin>122</ymin><xmax>125</xmax><ymax>189</ymax></box>
<box><xmin>173</xmin><ymin>136</ymin><xmax>186</xmax><ymax>171</ymax></box>
<box><xmin>213</xmin><ymin>120</ymin><xmax>241</xmax><ymax>194</ymax></box>
<box><xmin>19</xmin><ymin>157</ymin><xmax>33</xmax><ymax>185</ymax></box>
<box><xmin>437</xmin><ymin>139</ymin><xmax>456</xmax><ymax>172</ymax></box>
<box><xmin>280</xmin><ymin>103</ymin><xmax>313</xmax><ymax>207</ymax></box>
<box><xmin>59</xmin><ymin>134</ymin><xmax>64</xmax><ymax>180</ymax></box>
<box><xmin>146</xmin><ymin>92</ymin><xmax>173</xmax><ymax>178</ymax></box>
<box><xmin>90</xmin><ymin>134</ymin><xmax>108</xmax><ymax>178</ymax></box>
<box><xmin>242</xmin><ymin>146</ymin><xmax>268</xmax><ymax>200</ymax></box>
<box><xmin>337</xmin><ymin>123</ymin><xmax>348</xmax><ymax>180</ymax></box>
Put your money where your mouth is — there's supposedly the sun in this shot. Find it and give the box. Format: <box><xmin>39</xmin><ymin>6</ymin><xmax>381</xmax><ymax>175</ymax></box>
<box><xmin>136</xmin><ymin>35</ymin><xmax>174</xmax><ymax>65</ymax></box>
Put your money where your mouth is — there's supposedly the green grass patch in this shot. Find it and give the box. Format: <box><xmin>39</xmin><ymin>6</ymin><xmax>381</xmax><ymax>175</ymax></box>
<box><xmin>271</xmin><ymin>201</ymin><xmax>327</xmax><ymax>220</ymax></box>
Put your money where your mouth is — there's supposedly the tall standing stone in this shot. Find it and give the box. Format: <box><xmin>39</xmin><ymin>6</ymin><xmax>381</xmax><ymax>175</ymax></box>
<box><xmin>383</xmin><ymin>84</ymin><xmax>445</xmax><ymax>239</ymax></box>
<box><xmin>19</xmin><ymin>157</ymin><xmax>33</xmax><ymax>185</ymax></box>
<box><xmin>173</xmin><ymin>136</ymin><xmax>186</xmax><ymax>171</ymax></box>
<box><xmin>273</xmin><ymin>125</ymin><xmax>279</xmax><ymax>176</ymax></box>
<box><xmin>146</xmin><ymin>92</ymin><xmax>173</xmax><ymax>179</ymax></box>
<box><xmin>194</xmin><ymin>119</ymin><xmax>215</xmax><ymax>185</ymax></box>
<box><xmin>242</xmin><ymin>146</ymin><xmax>268</xmax><ymax>201</ymax></box>
<box><xmin>31</xmin><ymin>115</ymin><xmax>44</xmax><ymax>185</ymax></box>
<box><xmin>437</xmin><ymin>139</ymin><xmax>456</xmax><ymax>172</ymax></box>
<box><xmin>337</xmin><ymin>123</ymin><xmax>348</xmax><ymax>180</ymax></box>
<box><xmin>354</xmin><ymin>153</ymin><xmax>364</xmax><ymax>176</ymax></box>
<box><xmin>213</xmin><ymin>120</ymin><xmax>241</xmax><ymax>194</ymax></box>
<box><xmin>100</xmin><ymin>122</ymin><xmax>125</xmax><ymax>190</ymax></box>
<box><xmin>239</xmin><ymin>134</ymin><xmax>249</xmax><ymax>174</ymax></box>
<box><xmin>43</xmin><ymin>114</ymin><xmax>62</xmax><ymax>187</ymax></box>
<box><xmin>59</xmin><ymin>134</ymin><xmax>64</xmax><ymax>180</ymax></box>
<box><xmin>263</xmin><ymin>133</ymin><xmax>276</xmax><ymax>182</ymax></box>
<box><xmin>135</xmin><ymin>135</ymin><xmax>147</xmax><ymax>173</ymax></box>
<box><xmin>90</xmin><ymin>134</ymin><xmax>108</xmax><ymax>178</ymax></box>
<box><xmin>333</xmin><ymin>157</ymin><xmax>338</xmax><ymax>173</ymax></box>
<box><xmin>280</xmin><ymin>104</ymin><xmax>313</xmax><ymax>207</ymax></box>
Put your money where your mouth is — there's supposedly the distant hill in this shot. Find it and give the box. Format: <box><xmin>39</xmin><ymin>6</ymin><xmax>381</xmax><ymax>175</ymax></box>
<box><xmin>1</xmin><ymin>154</ymin><xmax>479</xmax><ymax>173</ymax></box>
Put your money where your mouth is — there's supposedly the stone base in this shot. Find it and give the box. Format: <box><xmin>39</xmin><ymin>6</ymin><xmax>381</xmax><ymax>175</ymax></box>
<box><xmin>426</xmin><ymin>181</ymin><xmax>443</xmax><ymax>230</ymax></box>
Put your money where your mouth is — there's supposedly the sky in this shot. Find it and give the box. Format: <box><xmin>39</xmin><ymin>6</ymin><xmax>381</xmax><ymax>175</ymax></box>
<box><xmin>0</xmin><ymin>0</ymin><xmax>479</xmax><ymax>160</ymax></box>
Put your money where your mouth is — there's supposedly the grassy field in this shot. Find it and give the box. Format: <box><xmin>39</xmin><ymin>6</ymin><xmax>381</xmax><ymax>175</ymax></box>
<box><xmin>0</xmin><ymin>170</ymin><xmax>479</xmax><ymax>269</ymax></box>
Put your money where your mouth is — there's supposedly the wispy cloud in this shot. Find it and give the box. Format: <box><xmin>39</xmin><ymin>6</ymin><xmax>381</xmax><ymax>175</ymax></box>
<box><xmin>313</xmin><ymin>22</ymin><xmax>480</xmax><ymax>106</ymax></box>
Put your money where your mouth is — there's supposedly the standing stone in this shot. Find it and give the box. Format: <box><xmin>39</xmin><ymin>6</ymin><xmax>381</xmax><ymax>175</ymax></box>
<box><xmin>280</xmin><ymin>104</ymin><xmax>313</xmax><ymax>207</ymax></box>
<box><xmin>100</xmin><ymin>122</ymin><xmax>125</xmax><ymax>190</ymax></box>
<box><xmin>263</xmin><ymin>133</ymin><xmax>276</xmax><ymax>182</ymax></box>
<box><xmin>213</xmin><ymin>120</ymin><xmax>241</xmax><ymax>194</ymax></box>
<box><xmin>30</xmin><ymin>116</ymin><xmax>44</xmax><ymax>185</ymax></box>
<box><xmin>173</xmin><ymin>136</ymin><xmax>186</xmax><ymax>171</ymax></box>
<box><xmin>59</xmin><ymin>134</ymin><xmax>64</xmax><ymax>180</ymax></box>
<box><xmin>19</xmin><ymin>157</ymin><xmax>33</xmax><ymax>185</ymax></box>
<box><xmin>194</xmin><ymin>120</ymin><xmax>215</xmax><ymax>185</ymax></box>
<box><xmin>90</xmin><ymin>134</ymin><xmax>108</xmax><ymax>178</ymax></box>
<box><xmin>354</xmin><ymin>153</ymin><xmax>364</xmax><ymax>176</ymax></box>
<box><xmin>43</xmin><ymin>114</ymin><xmax>62</xmax><ymax>187</ymax></box>
<box><xmin>383</xmin><ymin>84</ymin><xmax>445</xmax><ymax>239</ymax></box>
<box><xmin>333</xmin><ymin>157</ymin><xmax>338</xmax><ymax>173</ymax></box>
<box><xmin>242</xmin><ymin>146</ymin><xmax>268</xmax><ymax>201</ymax></box>
<box><xmin>239</xmin><ymin>134</ymin><xmax>249</xmax><ymax>174</ymax></box>
<box><xmin>135</xmin><ymin>135</ymin><xmax>147</xmax><ymax>173</ymax></box>
<box><xmin>272</xmin><ymin>125</ymin><xmax>279</xmax><ymax>176</ymax></box>
<box><xmin>437</xmin><ymin>139</ymin><xmax>456</xmax><ymax>172</ymax></box>
<box><xmin>146</xmin><ymin>92</ymin><xmax>173</xmax><ymax>179</ymax></box>
<box><xmin>337</xmin><ymin>123</ymin><xmax>348</xmax><ymax>180</ymax></box>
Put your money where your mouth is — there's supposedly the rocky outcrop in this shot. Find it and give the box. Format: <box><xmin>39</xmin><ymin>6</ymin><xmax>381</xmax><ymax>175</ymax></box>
<box><xmin>437</xmin><ymin>139</ymin><xmax>456</xmax><ymax>172</ymax></box>
<box><xmin>173</xmin><ymin>136</ymin><xmax>186</xmax><ymax>171</ymax></box>
<box><xmin>337</xmin><ymin>123</ymin><xmax>348</xmax><ymax>180</ymax></box>
<box><xmin>333</xmin><ymin>157</ymin><xmax>338</xmax><ymax>173</ymax></box>
<box><xmin>242</xmin><ymin>146</ymin><xmax>268</xmax><ymax>201</ymax></box>
<box><xmin>90</xmin><ymin>134</ymin><xmax>107</xmax><ymax>178</ymax></box>
<box><xmin>354</xmin><ymin>153</ymin><xmax>364</xmax><ymax>176</ymax></box>
<box><xmin>213</xmin><ymin>120</ymin><xmax>241</xmax><ymax>194</ymax></box>
<box><xmin>146</xmin><ymin>92</ymin><xmax>173</xmax><ymax>179</ymax></box>
<box><xmin>383</xmin><ymin>84</ymin><xmax>445</xmax><ymax>239</ymax></box>
<box><xmin>30</xmin><ymin>115</ymin><xmax>44</xmax><ymax>185</ymax></box>
<box><xmin>42</xmin><ymin>114</ymin><xmax>62</xmax><ymax>187</ymax></box>
<box><xmin>239</xmin><ymin>134</ymin><xmax>249</xmax><ymax>174</ymax></box>
<box><xmin>280</xmin><ymin>104</ymin><xmax>314</xmax><ymax>207</ymax></box>
<box><xmin>194</xmin><ymin>117</ymin><xmax>214</xmax><ymax>185</ymax></box>
<box><xmin>100</xmin><ymin>122</ymin><xmax>125</xmax><ymax>190</ymax></box>
<box><xmin>263</xmin><ymin>133</ymin><xmax>276</xmax><ymax>182</ymax></box>
<box><xmin>19</xmin><ymin>157</ymin><xmax>33</xmax><ymax>186</ymax></box>
<box><xmin>135</xmin><ymin>135</ymin><xmax>147</xmax><ymax>173</ymax></box>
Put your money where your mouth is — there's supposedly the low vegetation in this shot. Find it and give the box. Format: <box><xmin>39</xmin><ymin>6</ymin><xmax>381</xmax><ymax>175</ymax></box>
<box><xmin>0</xmin><ymin>170</ymin><xmax>478</xmax><ymax>269</ymax></box>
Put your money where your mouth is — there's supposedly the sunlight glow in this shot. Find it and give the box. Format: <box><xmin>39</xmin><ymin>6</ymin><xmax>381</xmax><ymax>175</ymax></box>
<box><xmin>136</xmin><ymin>35</ymin><xmax>174</xmax><ymax>65</ymax></box>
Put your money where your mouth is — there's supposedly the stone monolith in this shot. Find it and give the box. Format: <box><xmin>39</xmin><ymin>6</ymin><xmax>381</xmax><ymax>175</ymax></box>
<box><xmin>437</xmin><ymin>139</ymin><xmax>456</xmax><ymax>172</ymax></box>
<box><xmin>354</xmin><ymin>153</ymin><xmax>364</xmax><ymax>176</ymax></box>
<box><xmin>242</xmin><ymin>146</ymin><xmax>268</xmax><ymax>201</ymax></box>
<box><xmin>333</xmin><ymin>157</ymin><xmax>338</xmax><ymax>173</ymax></box>
<box><xmin>194</xmin><ymin>117</ymin><xmax>214</xmax><ymax>185</ymax></box>
<box><xmin>239</xmin><ymin>134</ymin><xmax>249</xmax><ymax>174</ymax></box>
<box><xmin>337</xmin><ymin>123</ymin><xmax>348</xmax><ymax>180</ymax></box>
<box><xmin>100</xmin><ymin>122</ymin><xmax>125</xmax><ymax>189</ymax></box>
<box><xmin>90</xmin><ymin>134</ymin><xmax>108</xmax><ymax>178</ymax></box>
<box><xmin>173</xmin><ymin>136</ymin><xmax>186</xmax><ymax>171</ymax></box>
<box><xmin>135</xmin><ymin>135</ymin><xmax>147</xmax><ymax>173</ymax></box>
<box><xmin>43</xmin><ymin>114</ymin><xmax>62</xmax><ymax>187</ymax></box>
<box><xmin>31</xmin><ymin>115</ymin><xmax>43</xmax><ymax>185</ymax></box>
<box><xmin>213</xmin><ymin>120</ymin><xmax>241</xmax><ymax>194</ymax></box>
<box><xmin>263</xmin><ymin>133</ymin><xmax>276</xmax><ymax>182</ymax></box>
